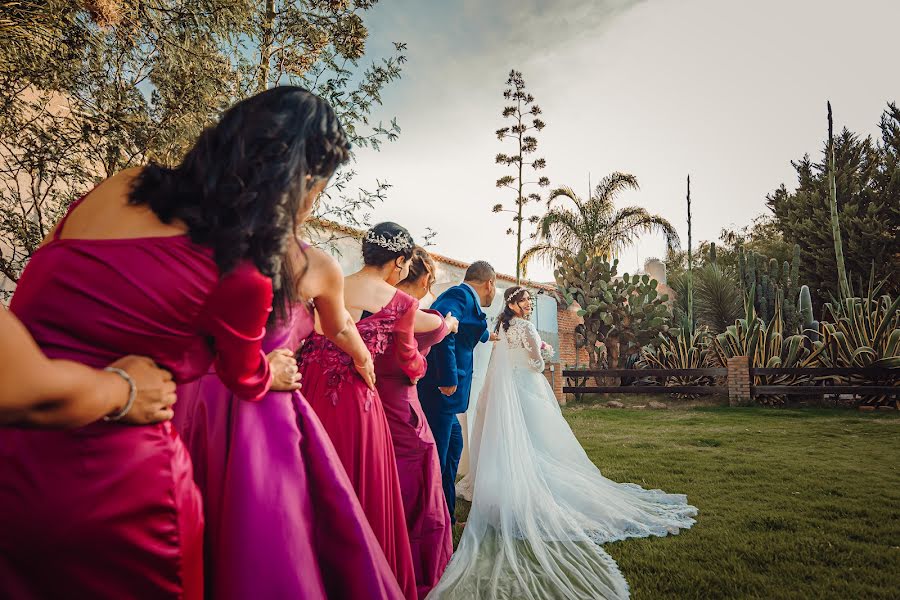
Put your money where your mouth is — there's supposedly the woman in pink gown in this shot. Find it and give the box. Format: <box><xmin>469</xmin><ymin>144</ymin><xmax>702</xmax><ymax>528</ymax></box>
<box><xmin>174</xmin><ymin>239</ymin><xmax>405</xmax><ymax>600</ymax></box>
<box><xmin>375</xmin><ymin>247</ymin><xmax>455</xmax><ymax>598</ymax></box>
<box><xmin>0</xmin><ymin>86</ymin><xmax>347</xmax><ymax>599</ymax></box>
<box><xmin>299</xmin><ymin>222</ymin><xmax>426</xmax><ymax>600</ymax></box>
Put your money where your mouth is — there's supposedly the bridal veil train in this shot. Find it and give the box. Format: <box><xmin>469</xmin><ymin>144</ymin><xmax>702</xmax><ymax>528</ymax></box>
<box><xmin>431</xmin><ymin>317</ymin><xmax>697</xmax><ymax>599</ymax></box>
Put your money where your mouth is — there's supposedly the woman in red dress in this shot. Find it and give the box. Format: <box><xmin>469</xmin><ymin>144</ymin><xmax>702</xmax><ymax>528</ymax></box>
<box><xmin>0</xmin><ymin>307</ymin><xmax>176</xmax><ymax>427</ymax></box>
<box><xmin>0</xmin><ymin>86</ymin><xmax>348</xmax><ymax>599</ymax></box>
<box><xmin>299</xmin><ymin>222</ymin><xmax>426</xmax><ymax>600</ymax></box>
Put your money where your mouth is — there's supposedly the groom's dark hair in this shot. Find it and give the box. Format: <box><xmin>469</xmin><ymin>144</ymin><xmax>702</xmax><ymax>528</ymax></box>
<box><xmin>465</xmin><ymin>261</ymin><xmax>495</xmax><ymax>283</ymax></box>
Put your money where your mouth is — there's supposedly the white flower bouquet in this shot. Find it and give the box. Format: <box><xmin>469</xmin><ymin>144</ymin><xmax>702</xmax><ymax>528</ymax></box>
<box><xmin>539</xmin><ymin>341</ymin><xmax>555</xmax><ymax>362</ymax></box>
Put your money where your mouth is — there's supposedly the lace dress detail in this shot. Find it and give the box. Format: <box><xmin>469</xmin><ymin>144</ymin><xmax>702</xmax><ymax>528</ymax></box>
<box><xmin>298</xmin><ymin>291</ymin><xmax>424</xmax><ymax>411</ymax></box>
<box><xmin>502</xmin><ymin>317</ymin><xmax>545</xmax><ymax>372</ymax></box>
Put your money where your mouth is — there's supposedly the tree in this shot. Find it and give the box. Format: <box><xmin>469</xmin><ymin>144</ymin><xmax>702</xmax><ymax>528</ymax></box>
<box><xmin>767</xmin><ymin>102</ymin><xmax>900</xmax><ymax>308</ymax></box>
<box><xmin>668</xmin><ymin>250</ymin><xmax>743</xmax><ymax>335</ymax></box>
<box><xmin>492</xmin><ymin>69</ymin><xmax>549</xmax><ymax>283</ymax></box>
<box><xmin>522</xmin><ymin>172</ymin><xmax>680</xmax><ymax>275</ymax></box>
<box><xmin>0</xmin><ymin>1</ymin><xmax>406</xmax><ymax>297</ymax></box>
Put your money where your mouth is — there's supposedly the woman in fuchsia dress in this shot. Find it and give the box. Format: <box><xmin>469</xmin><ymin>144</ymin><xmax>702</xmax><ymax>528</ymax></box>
<box><xmin>0</xmin><ymin>86</ymin><xmax>345</xmax><ymax>600</ymax></box>
<box><xmin>376</xmin><ymin>247</ymin><xmax>456</xmax><ymax>598</ymax></box>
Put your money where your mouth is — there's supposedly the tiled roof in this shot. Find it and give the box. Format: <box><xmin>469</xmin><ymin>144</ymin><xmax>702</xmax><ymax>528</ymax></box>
<box><xmin>307</xmin><ymin>218</ymin><xmax>557</xmax><ymax>292</ymax></box>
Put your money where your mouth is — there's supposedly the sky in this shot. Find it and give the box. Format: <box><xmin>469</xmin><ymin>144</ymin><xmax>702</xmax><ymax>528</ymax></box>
<box><xmin>344</xmin><ymin>0</ymin><xmax>899</xmax><ymax>282</ymax></box>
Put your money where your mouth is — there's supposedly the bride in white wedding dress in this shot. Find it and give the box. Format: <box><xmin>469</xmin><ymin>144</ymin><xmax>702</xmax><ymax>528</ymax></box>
<box><xmin>429</xmin><ymin>287</ymin><xmax>697</xmax><ymax>600</ymax></box>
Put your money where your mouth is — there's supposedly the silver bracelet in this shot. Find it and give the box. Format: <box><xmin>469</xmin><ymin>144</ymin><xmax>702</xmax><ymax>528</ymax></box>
<box><xmin>103</xmin><ymin>367</ymin><xmax>137</xmax><ymax>421</ymax></box>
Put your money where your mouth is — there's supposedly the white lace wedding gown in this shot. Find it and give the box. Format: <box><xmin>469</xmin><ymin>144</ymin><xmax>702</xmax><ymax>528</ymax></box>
<box><xmin>430</xmin><ymin>318</ymin><xmax>697</xmax><ymax>600</ymax></box>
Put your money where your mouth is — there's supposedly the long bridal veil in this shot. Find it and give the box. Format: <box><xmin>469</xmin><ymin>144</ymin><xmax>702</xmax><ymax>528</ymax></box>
<box><xmin>433</xmin><ymin>331</ymin><xmax>696</xmax><ymax>600</ymax></box>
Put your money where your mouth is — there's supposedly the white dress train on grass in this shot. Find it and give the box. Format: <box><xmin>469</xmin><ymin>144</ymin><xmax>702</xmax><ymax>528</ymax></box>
<box><xmin>433</xmin><ymin>317</ymin><xmax>697</xmax><ymax>600</ymax></box>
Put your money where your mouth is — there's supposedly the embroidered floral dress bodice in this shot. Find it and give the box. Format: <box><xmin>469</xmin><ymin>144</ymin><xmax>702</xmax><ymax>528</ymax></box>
<box><xmin>501</xmin><ymin>317</ymin><xmax>545</xmax><ymax>372</ymax></box>
<box><xmin>298</xmin><ymin>290</ymin><xmax>425</xmax><ymax>410</ymax></box>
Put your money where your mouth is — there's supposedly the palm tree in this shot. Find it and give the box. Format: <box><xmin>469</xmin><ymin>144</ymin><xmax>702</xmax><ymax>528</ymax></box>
<box><xmin>521</xmin><ymin>172</ymin><xmax>680</xmax><ymax>275</ymax></box>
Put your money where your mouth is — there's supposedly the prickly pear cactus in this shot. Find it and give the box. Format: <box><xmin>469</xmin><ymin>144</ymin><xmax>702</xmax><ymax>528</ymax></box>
<box><xmin>555</xmin><ymin>253</ymin><xmax>670</xmax><ymax>369</ymax></box>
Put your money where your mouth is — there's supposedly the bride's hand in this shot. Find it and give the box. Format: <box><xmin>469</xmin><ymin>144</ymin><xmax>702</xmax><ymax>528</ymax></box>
<box><xmin>444</xmin><ymin>311</ymin><xmax>459</xmax><ymax>334</ymax></box>
<box><xmin>489</xmin><ymin>332</ymin><xmax>500</xmax><ymax>342</ymax></box>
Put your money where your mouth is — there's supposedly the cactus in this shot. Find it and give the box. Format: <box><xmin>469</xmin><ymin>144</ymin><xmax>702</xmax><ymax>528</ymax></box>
<box><xmin>798</xmin><ymin>285</ymin><xmax>819</xmax><ymax>342</ymax></box>
<box><xmin>555</xmin><ymin>252</ymin><xmax>670</xmax><ymax>370</ymax></box>
<box><xmin>826</xmin><ymin>102</ymin><xmax>851</xmax><ymax>299</ymax></box>
<box><xmin>737</xmin><ymin>245</ymin><xmax>803</xmax><ymax>332</ymax></box>
<box><xmin>708</xmin><ymin>242</ymin><xmax>717</xmax><ymax>265</ymax></box>
<box><xmin>782</xmin><ymin>259</ymin><xmax>797</xmax><ymax>332</ymax></box>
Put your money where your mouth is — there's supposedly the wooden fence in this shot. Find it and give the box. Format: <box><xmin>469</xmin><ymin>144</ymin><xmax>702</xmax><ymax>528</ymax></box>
<box><xmin>562</xmin><ymin>366</ymin><xmax>899</xmax><ymax>400</ymax></box>
<box><xmin>562</xmin><ymin>368</ymin><xmax>727</xmax><ymax>396</ymax></box>
<box><xmin>749</xmin><ymin>367</ymin><xmax>900</xmax><ymax>397</ymax></box>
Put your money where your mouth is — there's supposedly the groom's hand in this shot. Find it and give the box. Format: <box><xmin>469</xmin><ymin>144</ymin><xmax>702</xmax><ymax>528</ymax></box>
<box><xmin>439</xmin><ymin>385</ymin><xmax>457</xmax><ymax>396</ymax></box>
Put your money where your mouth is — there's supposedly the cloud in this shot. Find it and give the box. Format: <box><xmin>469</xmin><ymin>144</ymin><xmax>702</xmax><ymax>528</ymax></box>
<box><xmin>349</xmin><ymin>0</ymin><xmax>899</xmax><ymax>282</ymax></box>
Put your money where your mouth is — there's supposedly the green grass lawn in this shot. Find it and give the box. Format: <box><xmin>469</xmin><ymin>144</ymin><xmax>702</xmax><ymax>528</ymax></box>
<box><xmin>453</xmin><ymin>405</ymin><xmax>900</xmax><ymax>599</ymax></box>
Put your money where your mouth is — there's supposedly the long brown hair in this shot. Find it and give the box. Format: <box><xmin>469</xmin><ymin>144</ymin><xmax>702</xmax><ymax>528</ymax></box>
<box><xmin>495</xmin><ymin>285</ymin><xmax>530</xmax><ymax>332</ymax></box>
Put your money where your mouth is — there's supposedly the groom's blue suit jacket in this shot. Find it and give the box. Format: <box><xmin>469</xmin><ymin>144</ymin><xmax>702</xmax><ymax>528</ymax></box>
<box><xmin>418</xmin><ymin>284</ymin><xmax>489</xmax><ymax>415</ymax></box>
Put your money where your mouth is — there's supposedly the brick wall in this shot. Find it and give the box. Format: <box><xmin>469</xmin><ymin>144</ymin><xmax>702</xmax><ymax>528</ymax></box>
<box><xmin>557</xmin><ymin>303</ymin><xmax>590</xmax><ymax>368</ymax></box>
<box><xmin>726</xmin><ymin>356</ymin><xmax>751</xmax><ymax>406</ymax></box>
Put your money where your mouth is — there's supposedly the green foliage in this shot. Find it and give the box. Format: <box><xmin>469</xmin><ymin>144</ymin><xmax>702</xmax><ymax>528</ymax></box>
<box><xmin>493</xmin><ymin>69</ymin><xmax>549</xmax><ymax>283</ymax></box>
<box><xmin>523</xmin><ymin>172</ymin><xmax>680</xmax><ymax>276</ymax></box>
<box><xmin>767</xmin><ymin>102</ymin><xmax>900</xmax><ymax>307</ymax></box>
<box><xmin>0</xmin><ymin>1</ymin><xmax>406</xmax><ymax>296</ymax></box>
<box><xmin>712</xmin><ymin>286</ymin><xmax>830</xmax><ymax>405</ymax></box>
<box><xmin>640</xmin><ymin>328</ymin><xmax>719</xmax><ymax>395</ymax></box>
<box><xmin>826</xmin><ymin>102</ymin><xmax>852</xmax><ymax>299</ymax></box>
<box><xmin>798</xmin><ymin>285</ymin><xmax>819</xmax><ymax>342</ymax></box>
<box><xmin>667</xmin><ymin>214</ymin><xmax>791</xmax><ymax>283</ymax></box>
<box><xmin>818</xmin><ymin>273</ymin><xmax>900</xmax><ymax>373</ymax></box>
<box><xmin>737</xmin><ymin>245</ymin><xmax>802</xmax><ymax>332</ymax></box>
<box><xmin>669</xmin><ymin>262</ymin><xmax>743</xmax><ymax>335</ymax></box>
<box><xmin>555</xmin><ymin>252</ymin><xmax>670</xmax><ymax>369</ymax></box>
<box><xmin>641</xmin><ymin>328</ymin><xmax>713</xmax><ymax>371</ymax></box>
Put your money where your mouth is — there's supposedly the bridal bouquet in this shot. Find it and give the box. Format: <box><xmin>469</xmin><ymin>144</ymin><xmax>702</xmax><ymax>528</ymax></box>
<box><xmin>540</xmin><ymin>341</ymin><xmax>555</xmax><ymax>362</ymax></box>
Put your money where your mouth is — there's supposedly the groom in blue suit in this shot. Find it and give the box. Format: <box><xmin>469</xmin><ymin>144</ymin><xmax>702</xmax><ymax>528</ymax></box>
<box><xmin>419</xmin><ymin>261</ymin><xmax>497</xmax><ymax>524</ymax></box>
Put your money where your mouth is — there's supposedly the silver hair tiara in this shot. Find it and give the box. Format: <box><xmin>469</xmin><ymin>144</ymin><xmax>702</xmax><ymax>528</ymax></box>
<box><xmin>508</xmin><ymin>287</ymin><xmax>530</xmax><ymax>302</ymax></box>
<box><xmin>364</xmin><ymin>229</ymin><xmax>413</xmax><ymax>253</ymax></box>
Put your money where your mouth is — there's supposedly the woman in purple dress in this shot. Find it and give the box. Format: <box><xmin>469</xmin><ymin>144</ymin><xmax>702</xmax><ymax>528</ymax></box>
<box><xmin>175</xmin><ymin>229</ymin><xmax>406</xmax><ymax>599</ymax></box>
<box><xmin>376</xmin><ymin>247</ymin><xmax>456</xmax><ymax>598</ymax></box>
<box><xmin>0</xmin><ymin>87</ymin><xmax>341</xmax><ymax>599</ymax></box>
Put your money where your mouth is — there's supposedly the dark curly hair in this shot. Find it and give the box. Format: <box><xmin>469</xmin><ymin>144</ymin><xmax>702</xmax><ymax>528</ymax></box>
<box><xmin>128</xmin><ymin>85</ymin><xmax>350</xmax><ymax>299</ymax></box>
<box><xmin>361</xmin><ymin>222</ymin><xmax>415</xmax><ymax>267</ymax></box>
<box><xmin>495</xmin><ymin>285</ymin><xmax>530</xmax><ymax>332</ymax></box>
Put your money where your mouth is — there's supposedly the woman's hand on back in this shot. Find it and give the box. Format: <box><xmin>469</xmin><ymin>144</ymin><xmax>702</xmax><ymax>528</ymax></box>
<box><xmin>107</xmin><ymin>355</ymin><xmax>178</xmax><ymax>425</ymax></box>
<box><xmin>354</xmin><ymin>353</ymin><xmax>377</xmax><ymax>390</ymax></box>
<box><xmin>444</xmin><ymin>311</ymin><xmax>459</xmax><ymax>334</ymax></box>
<box><xmin>268</xmin><ymin>348</ymin><xmax>302</xmax><ymax>391</ymax></box>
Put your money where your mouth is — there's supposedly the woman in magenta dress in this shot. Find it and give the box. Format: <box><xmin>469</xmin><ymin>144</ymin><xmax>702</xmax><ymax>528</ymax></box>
<box><xmin>0</xmin><ymin>306</ymin><xmax>178</xmax><ymax>428</ymax></box>
<box><xmin>175</xmin><ymin>234</ymin><xmax>405</xmax><ymax>599</ymax></box>
<box><xmin>374</xmin><ymin>247</ymin><xmax>456</xmax><ymax>598</ymax></box>
<box><xmin>0</xmin><ymin>86</ymin><xmax>341</xmax><ymax>599</ymax></box>
<box><xmin>299</xmin><ymin>222</ymin><xmax>426</xmax><ymax>600</ymax></box>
